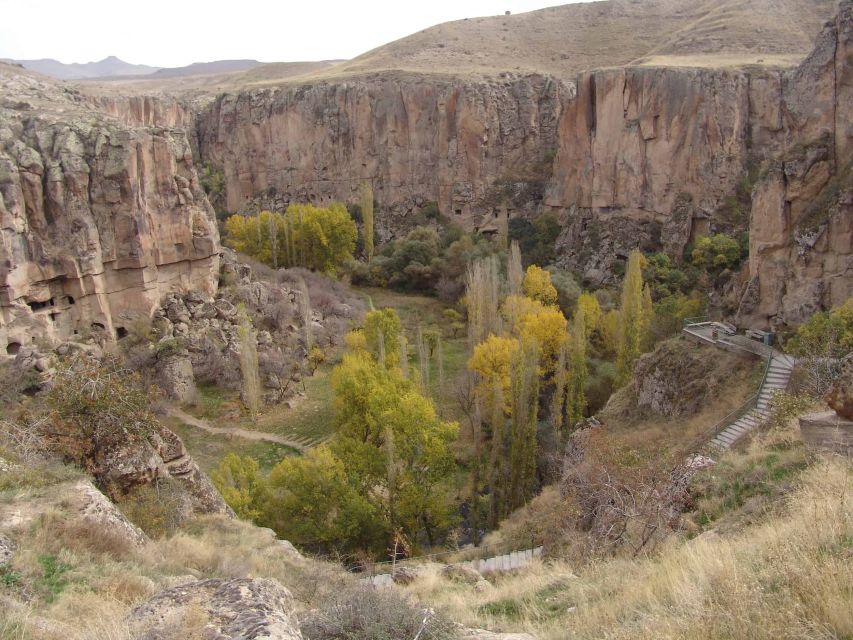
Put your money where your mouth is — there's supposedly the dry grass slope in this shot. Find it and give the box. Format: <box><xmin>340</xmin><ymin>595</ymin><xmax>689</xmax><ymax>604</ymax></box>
<box><xmin>306</xmin><ymin>0</ymin><xmax>837</xmax><ymax>81</ymax></box>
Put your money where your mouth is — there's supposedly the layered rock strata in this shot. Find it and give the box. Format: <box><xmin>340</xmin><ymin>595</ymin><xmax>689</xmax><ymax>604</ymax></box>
<box><xmin>196</xmin><ymin>3</ymin><xmax>852</xmax><ymax>327</ymax></box>
<box><xmin>0</xmin><ymin>67</ymin><xmax>220</xmax><ymax>355</ymax></box>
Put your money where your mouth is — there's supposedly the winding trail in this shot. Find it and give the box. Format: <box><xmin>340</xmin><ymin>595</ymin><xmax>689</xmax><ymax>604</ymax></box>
<box><xmin>165</xmin><ymin>406</ymin><xmax>309</xmax><ymax>454</ymax></box>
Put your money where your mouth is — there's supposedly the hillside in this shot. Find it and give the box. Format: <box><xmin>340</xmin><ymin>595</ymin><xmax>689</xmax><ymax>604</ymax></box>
<box><xmin>0</xmin><ymin>55</ymin><xmax>160</xmax><ymax>80</ymax></box>
<box><xmin>306</xmin><ymin>0</ymin><xmax>838</xmax><ymax>81</ymax></box>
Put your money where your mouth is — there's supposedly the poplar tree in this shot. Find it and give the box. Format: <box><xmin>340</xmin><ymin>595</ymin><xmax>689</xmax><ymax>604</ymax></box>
<box><xmin>616</xmin><ymin>249</ymin><xmax>649</xmax><ymax>384</ymax></box>
<box><xmin>566</xmin><ymin>305</ymin><xmax>588</xmax><ymax>428</ymax></box>
<box><xmin>508</xmin><ymin>337</ymin><xmax>539</xmax><ymax>512</ymax></box>
<box><xmin>465</xmin><ymin>255</ymin><xmax>501</xmax><ymax>351</ymax></box>
<box><xmin>360</xmin><ymin>181</ymin><xmax>375</xmax><ymax>262</ymax></box>
<box><xmin>507</xmin><ymin>240</ymin><xmax>524</xmax><ymax>297</ymax></box>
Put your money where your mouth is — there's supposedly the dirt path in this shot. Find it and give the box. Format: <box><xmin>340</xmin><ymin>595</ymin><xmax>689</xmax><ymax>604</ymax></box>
<box><xmin>166</xmin><ymin>406</ymin><xmax>309</xmax><ymax>454</ymax></box>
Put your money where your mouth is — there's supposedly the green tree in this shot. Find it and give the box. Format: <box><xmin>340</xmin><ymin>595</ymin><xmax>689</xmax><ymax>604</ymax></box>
<box><xmin>508</xmin><ymin>337</ymin><xmax>539</xmax><ymax>513</ymax></box>
<box><xmin>616</xmin><ymin>250</ymin><xmax>651</xmax><ymax>384</ymax></box>
<box><xmin>263</xmin><ymin>446</ymin><xmax>381</xmax><ymax>553</ymax></box>
<box><xmin>566</xmin><ymin>306</ymin><xmax>588</xmax><ymax>428</ymax></box>
<box><xmin>691</xmin><ymin>234</ymin><xmax>742</xmax><ymax>272</ymax></box>
<box><xmin>211</xmin><ymin>454</ymin><xmax>266</xmax><ymax>520</ymax></box>
<box><xmin>364</xmin><ymin>308</ymin><xmax>403</xmax><ymax>368</ymax></box>
<box><xmin>360</xmin><ymin>181</ymin><xmax>375</xmax><ymax>262</ymax></box>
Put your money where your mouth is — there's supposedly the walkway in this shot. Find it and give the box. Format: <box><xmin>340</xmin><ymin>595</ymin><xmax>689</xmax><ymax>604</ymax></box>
<box><xmin>165</xmin><ymin>406</ymin><xmax>310</xmax><ymax>454</ymax></box>
<box><xmin>683</xmin><ymin>322</ymin><xmax>796</xmax><ymax>451</ymax></box>
<box><xmin>365</xmin><ymin>546</ymin><xmax>544</xmax><ymax>587</ymax></box>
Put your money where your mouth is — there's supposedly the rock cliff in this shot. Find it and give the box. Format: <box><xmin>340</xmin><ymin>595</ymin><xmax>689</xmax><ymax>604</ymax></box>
<box><xmin>0</xmin><ymin>66</ymin><xmax>220</xmax><ymax>355</ymax></box>
<box><xmin>195</xmin><ymin>2</ymin><xmax>851</xmax><ymax>328</ymax></box>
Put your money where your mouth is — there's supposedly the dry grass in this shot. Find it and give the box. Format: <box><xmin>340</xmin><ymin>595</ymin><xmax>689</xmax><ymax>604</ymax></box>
<box><xmin>401</xmin><ymin>444</ymin><xmax>852</xmax><ymax>640</ymax></box>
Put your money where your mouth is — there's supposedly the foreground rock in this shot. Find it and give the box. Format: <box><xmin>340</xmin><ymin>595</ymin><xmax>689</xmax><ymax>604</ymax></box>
<box><xmin>128</xmin><ymin>578</ymin><xmax>302</xmax><ymax>640</ymax></box>
<box><xmin>0</xmin><ymin>479</ymin><xmax>147</xmax><ymax>549</ymax></box>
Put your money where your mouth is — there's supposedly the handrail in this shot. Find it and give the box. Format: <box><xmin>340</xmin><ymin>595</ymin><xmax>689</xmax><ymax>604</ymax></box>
<box><xmin>356</xmin><ymin>539</ymin><xmax>542</xmax><ymax>575</ymax></box>
<box><xmin>683</xmin><ymin>315</ymin><xmax>711</xmax><ymax>327</ymax></box>
<box><xmin>687</xmin><ymin>354</ymin><xmax>773</xmax><ymax>454</ymax></box>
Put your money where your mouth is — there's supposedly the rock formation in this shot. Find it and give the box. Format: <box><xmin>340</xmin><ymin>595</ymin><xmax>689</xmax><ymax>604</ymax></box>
<box><xmin>128</xmin><ymin>578</ymin><xmax>303</xmax><ymax>640</ymax></box>
<box><xmin>195</xmin><ymin>2</ymin><xmax>852</xmax><ymax>327</ymax></box>
<box><xmin>0</xmin><ymin>65</ymin><xmax>220</xmax><ymax>356</ymax></box>
<box><xmin>1</xmin><ymin>2</ymin><xmax>850</xmax><ymax>353</ymax></box>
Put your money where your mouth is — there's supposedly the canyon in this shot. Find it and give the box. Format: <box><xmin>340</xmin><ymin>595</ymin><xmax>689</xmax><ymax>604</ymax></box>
<box><xmin>2</xmin><ymin>1</ymin><xmax>851</xmax><ymax>355</ymax></box>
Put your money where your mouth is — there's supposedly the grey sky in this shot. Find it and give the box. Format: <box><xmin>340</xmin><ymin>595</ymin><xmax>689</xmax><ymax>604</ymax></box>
<box><xmin>0</xmin><ymin>0</ymin><xmax>589</xmax><ymax>67</ymax></box>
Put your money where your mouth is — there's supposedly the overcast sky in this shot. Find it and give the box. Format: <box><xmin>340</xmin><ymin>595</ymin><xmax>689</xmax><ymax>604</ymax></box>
<box><xmin>0</xmin><ymin>0</ymin><xmax>590</xmax><ymax>67</ymax></box>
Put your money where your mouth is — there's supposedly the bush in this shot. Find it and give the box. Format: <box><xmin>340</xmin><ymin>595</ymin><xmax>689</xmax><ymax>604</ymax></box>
<box><xmin>691</xmin><ymin>234</ymin><xmax>744</xmax><ymax>272</ymax></box>
<box><xmin>117</xmin><ymin>478</ymin><xmax>187</xmax><ymax>538</ymax></box>
<box><xmin>300</xmin><ymin>584</ymin><xmax>458</xmax><ymax>640</ymax></box>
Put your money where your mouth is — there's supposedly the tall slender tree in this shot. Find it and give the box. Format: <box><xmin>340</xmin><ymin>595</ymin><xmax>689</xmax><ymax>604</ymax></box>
<box><xmin>360</xmin><ymin>181</ymin><xmax>375</xmax><ymax>262</ymax></box>
<box><xmin>508</xmin><ymin>337</ymin><xmax>539</xmax><ymax>512</ymax></box>
<box><xmin>507</xmin><ymin>240</ymin><xmax>524</xmax><ymax>297</ymax></box>
<box><xmin>566</xmin><ymin>305</ymin><xmax>588</xmax><ymax>428</ymax></box>
<box><xmin>616</xmin><ymin>249</ymin><xmax>649</xmax><ymax>384</ymax></box>
<box><xmin>465</xmin><ymin>255</ymin><xmax>502</xmax><ymax>352</ymax></box>
<box><xmin>237</xmin><ymin>307</ymin><xmax>261</xmax><ymax>421</ymax></box>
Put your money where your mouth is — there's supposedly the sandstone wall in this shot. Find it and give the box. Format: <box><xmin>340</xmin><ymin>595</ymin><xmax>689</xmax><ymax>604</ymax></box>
<box><xmin>0</xmin><ymin>71</ymin><xmax>220</xmax><ymax>353</ymax></box>
<box><xmin>195</xmin><ymin>75</ymin><xmax>573</xmax><ymax>237</ymax></box>
<box><xmin>194</xmin><ymin>3</ymin><xmax>851</xmax><ymax>328</ymax></box>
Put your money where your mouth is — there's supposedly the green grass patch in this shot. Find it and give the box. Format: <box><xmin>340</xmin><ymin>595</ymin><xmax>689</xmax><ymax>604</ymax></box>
<box><xmin>167</xmin><ymin>421</ymin><xmax>298</xmax><ymax>473</ymax></box>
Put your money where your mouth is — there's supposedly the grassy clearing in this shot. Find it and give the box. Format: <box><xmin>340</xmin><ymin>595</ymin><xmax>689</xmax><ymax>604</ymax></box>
<box><xmin>166</xmin><ymin>420</ymin><xmax>299</xmax><ymax>473</ymax></box>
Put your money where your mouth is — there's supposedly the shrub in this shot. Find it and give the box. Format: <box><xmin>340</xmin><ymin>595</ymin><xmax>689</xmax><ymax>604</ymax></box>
<box><xmin>116</xmin><ymin>478</ymin><xmax>187</xmax><ymax>538</ymax></box>
<box><xmin>300</xmin><ymin>584</ymin><xmax>458</xmax><ymax>640</ymax></box>
<box><xmin>691</xmin><ymin>234</ymin><xmax>744</xmax><ymax>272</ymax></box>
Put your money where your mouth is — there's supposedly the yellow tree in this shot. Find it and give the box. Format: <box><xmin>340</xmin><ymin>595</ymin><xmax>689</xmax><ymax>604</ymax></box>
<box><xmin>518</xmin><ymin>305</ymin><xmax>568</xmax><ymax>378</ymax></box>
<box><xmin>364</xmin><ymin>308</ymin><xmax>403</xmax><ymax>369</ymax></box>
<box><xmin>577</xmin><ymin>292</ymin><xmax>603</xmax><ymax>342</ymax></box>
<box><xmin>468</xmin><ymin>334</ymin><xmax>520</xmax><ymax>415</ymax></box>
<box><xmin>522</xmin><ymin>265</ymin><xmax>558</xmax><ymax>305</ymax></box>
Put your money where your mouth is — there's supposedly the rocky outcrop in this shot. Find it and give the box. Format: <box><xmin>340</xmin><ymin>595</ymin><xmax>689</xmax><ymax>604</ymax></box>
<box><xmin>194</xmin><ymin>3</ymin><xmax>852</xmax><ymax>327</ymax></box>
<box><xmin>0</xmin><ymin>478</ymin><xmax>148</xmax><ymax>548</ymax></box>
<box><xmin>196</xmin><ymin>75</ymin><xmax>571</xmax><ymax>239</ymax></box>
<box><xmin>0</xmin><ymin>66</ymin><xmax>220</xmax><ymax>356</ymax></box>
<box><xmin>128</xmin><ymin>578</ymin><xmax>302</xmax><ymax>640</ymax></box>
<box><xmin>104</xmin><ymin>421</ymin><xmax>232</xmax><ymax>517</ymax></box>
<box><xmin>737</xmin><ymin>3</ymin><xmax>853</xmax><ymax>327</ymax></box>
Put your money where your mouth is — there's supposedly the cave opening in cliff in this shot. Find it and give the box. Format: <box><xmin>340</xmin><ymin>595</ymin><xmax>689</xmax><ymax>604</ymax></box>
<box><xmin>116</xmin><ymin>327</ymin><xmax>128</xmax><ymax>339</ymax></box>
<box><xmin>6</xmin><ymin>342</ymin><xmax>21</xmax><ymax>356</ymax></box>
<box><xmin>66</xmin><ymin>295</ymin><xmax>75</xmax><ymax>305</ymax></box>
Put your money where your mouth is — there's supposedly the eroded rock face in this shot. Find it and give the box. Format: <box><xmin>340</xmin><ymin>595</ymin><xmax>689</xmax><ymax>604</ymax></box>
<box><xmin>196</xmin><ymin>75</ymin><xmax>571</xmax><ymax>239</ymax></box>
<box><xmin>0</xmin><ymin>66</ymin><xmax>220</xmax><ymax>356</ymax></box>
<box><xmin>128</xmin><ymin>578</ymin><xmax>302</xmax><ymax>640</ymax></box>
<box><xmin>193</xmin><ymin>3</ymin><xmax>852</xmax><ymax>326</ymax></box>
<box><xmin>826</xmin><ymin>355</ymin><xmax>853</xmax><ymax>420</ymax></box>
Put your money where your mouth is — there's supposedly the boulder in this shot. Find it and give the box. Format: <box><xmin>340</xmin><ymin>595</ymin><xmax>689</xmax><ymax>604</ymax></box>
<box><xmin>0</xmin><ymin>532</ymin><xmax>16</xmax><ymax>565</ymax></box>
<box><xmin>799</xmin><ymin>411</ymin><xmax>853</xmax><ymax>454</ymax></box>
<box><xmin>156</xmin><ymin>353</ymin><xmax>197</xmax><ymax>403</ymax></box>
<box><xmin>825</xmin><ymin>355</ymin><xmax>853</xmax><ymax>420</ymax></box>
<box><xmin>128</xmin><ymin>578</ymin><xmax>302</xmax><ymax>640</ymax></box>
<box><xmin>0</xmin><ymin>479</ymin><xmax>147</xmax><ymax>549</ymax></box>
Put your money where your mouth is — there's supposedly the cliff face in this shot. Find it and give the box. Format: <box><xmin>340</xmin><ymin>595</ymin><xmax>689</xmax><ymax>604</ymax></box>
<box><xmin>196</xmin><ymin>3</ymin><xmax>851</xmax><ymax>328</ymax></box>
<box><xmin>196</xmin><ymin>75</ymin><xmax>573</xmax><ymax>238</ymax></box>
<box><xmin>0</xmin><ymin>68</ymin><xmax>219</xmax><ymax>353</ymax></box>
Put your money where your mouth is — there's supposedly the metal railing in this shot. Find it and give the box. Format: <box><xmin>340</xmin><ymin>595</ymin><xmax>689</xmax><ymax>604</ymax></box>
<box><xmin>687</xmin><ymin>353</ymin><xmax>774</xmax><ymax>454</ymax></box>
